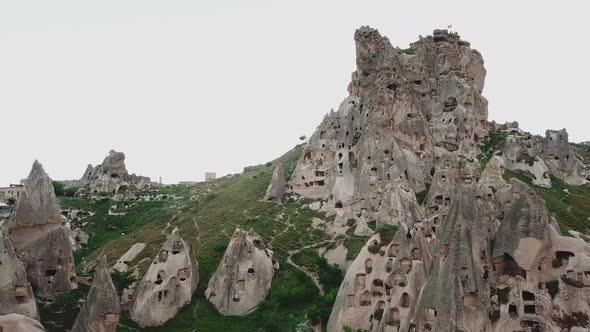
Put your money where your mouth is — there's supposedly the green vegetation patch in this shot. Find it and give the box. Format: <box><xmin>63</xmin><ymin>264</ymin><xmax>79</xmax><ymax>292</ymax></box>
<box><xmin>503</xmin><ymin>169</ymin><xmax>590</xmax><ymax>234</ymax></box>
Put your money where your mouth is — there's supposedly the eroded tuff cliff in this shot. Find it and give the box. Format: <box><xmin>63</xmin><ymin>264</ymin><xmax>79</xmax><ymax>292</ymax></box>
<box><xmin>3</xmin><ymin>161</ymin><xmax>77</xmax><ymax>298</ymax></box>
<box><xmin>79</xmin><ymin>150</ymin><xmax>152</xmax><ymax>193</ymax></box>
<box><xmin>205</xmin><ymin>228</ymin><xmax>274</xmax><ymax>316</ymax></box>
<box><xmin>130</xmin><ymin>229</ymin><xmax>198</xmax><ymax>327</ymax></box>
<box><xmin>287</xmin><ymin>27</ymin><xmax>590</xmax><ymax>332</ymax></box>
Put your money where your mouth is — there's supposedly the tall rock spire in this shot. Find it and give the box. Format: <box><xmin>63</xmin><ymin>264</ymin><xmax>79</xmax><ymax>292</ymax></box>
<box><xmin>3</xmin><ymin>161</ymin><xmax>77</xmax><ymax>298</ymax></box>
<box><xmin>71</xmin><ymin>255</ymin><xmax>121</xmax><ymax>332</ymax></box>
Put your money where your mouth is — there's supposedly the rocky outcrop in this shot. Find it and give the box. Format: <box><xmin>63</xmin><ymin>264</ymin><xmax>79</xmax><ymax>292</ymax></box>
<box><xmin>130</xmin><ymin>230</ymin><xmax>198</xmax><ymax>327</ymax></box>
<box><xmin>71</xmin><ymin>256</ymin><xmax>121</xmax><ymax>332</ymax></box>
<box><xmin>2</xmin><ymin>161</ymin><xmax>77</xmax><ymax>298</ymax></box>
<box><xmin>0</xmin><ymin>235</ymin><xmax>38</xmax><ymax>320</ymax></box>
<box><xmin>289</xmin><ymin>27</ymin><xmax>489</xmax><ymax>229</ymax></box>
<box><xmin>294</xmin><ymin>26</ymin><xmax>590</xmax><ymax>332</ymax></box>
<box><xmin>0</xmin><ymin>314</ymin><xmax>45</xmax><ymax>332</ymax></box>
<box><xmin>263</xmin><ymin>162</ymin><xmax>287</xmax><ymax>202</ymax></box>
<box><xmin>542</xmin><ymin>129</ymin><xmax>587</xmax><ymax>185</ymax></box>
<box><xmin>205</xmin><ymin>228</ymin><xmax>274</xmax><ymax>316</ymax></box>
<box><xmin>4</xmin><ymin>160</ymin><xmax>62</xmax><ymax>249</ymax></box>
<box><xmin>79</xmin><ymin>150</ymin><xmax>153</xmax><ymax>193</ymax></box>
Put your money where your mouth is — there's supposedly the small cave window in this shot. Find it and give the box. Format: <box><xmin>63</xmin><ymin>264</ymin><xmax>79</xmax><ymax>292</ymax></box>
<box><xmin>509</xmin><ymin>303</ymin><xmax>518</xmax><ymax>318</ymax></box>
<box><xmin>335</xmin><ymin>201</ymin><xmax>343</xmax><ymax>209</ymax></box>
<box><xmin>172</xmin><ymin>241</ymin><xmax>183</xmax><ymax>255</ymax></box>
<box><xmin>400</xmin><ymin>293</ymin><xmax>411</xmax><ymax>307</ymax></box>
<box><xmin>443</xmin><ymin>97</ymin><xmax>458</xmax><ymax>112</ymax></box>
<box><xmin>522</xmin><ymin>291</ymin><xmax>535</xmax><ymax>301</ymax></box>
<box><xmin>45</xmin><ymin>269</ymin><xmax>57</xmax><ymax>277</ymax></box>
<box><xmin>248</xmin><ymin>268</ymin><xmax>255</xmax><ymax>277</ymax></box>
<box><xmin>524</xmin><ymin>305</ymin><xmax>536</xmax><ymax>314</ymax></box>
<box><xmin>359</xmin><ymin>290</ymin><xmax>371</xmax><ymax>306</ymax></box>
<box><xmin>387</xmin><ymin>83</ymin><xmax>398</xmax><ymax>92</ymax></box>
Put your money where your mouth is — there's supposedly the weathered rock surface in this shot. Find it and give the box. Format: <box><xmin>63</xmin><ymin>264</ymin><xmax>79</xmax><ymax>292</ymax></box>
<box><xmin>0</xmin><ymin>235</ymin><xmax>38</xmax><ymax>320</ymax></box>
<box><xmin>263</xmin><ymin>162</ymin><xmax>287</xmax><ymax>202</ymax></box>
<box><xmin>4</xmin><ymin>160</ymin><xmax>62</xmax><ymax>249</ymax></box>
<box><xmin>289</xmin><ymin>27</ymin><xmax>489</xmax><ymax>229</ymax></box>
<box><xmin>71</xmin><ymin>255</ymin><xmax>121</xmax><ymax>332</ymax></box>
<box><xmin>293</xmin><ymin>26</ymin><xmax>590</xmax><ymax>332</ymax></box>
<box><xmin>2</xmin><ymin>161</ymin><xmax>77</xmax><ymax>298</ymax></box>
<box><xmin>79</xmin><ymin>150</ymin><xmax>153</xmax><ymax>193</ymax></box>
<box><xmin>0</xmin><ymin>313</ymin><xmax>45</xmax><ymax>332</ymax></box>
<box><xmin>205</xmin><ymin>228</ymin><xmax>274</xmax><ymax>316</ymax></box>
<box><xmin>130</xmin><ymin>230</ymin><xmax>198</xmax><ymax>327</ymax></box>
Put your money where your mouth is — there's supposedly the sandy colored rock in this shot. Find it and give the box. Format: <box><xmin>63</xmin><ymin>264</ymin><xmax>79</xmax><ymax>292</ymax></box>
<box><xmin>112</xmin><ymin>243</ymin><xmax>146</xmax><ymax>273</ymax></box>
<box><xmin>205</xmin><ymin>228</ymin><xmax>274</xmax><ymax>316</ymax></box>
<box><xmin>0</xmin><ymin>313</ymin><xmax>45</xmax><ymax>332</ymax></box>
<box><xmin>0</xmin><ymin>235</ymin><xmax>39</xmax><ymax>320</ymax></box>
<box><xmin>130</xmin><ymin>230</ymin><xmax>198</xmax><ymax>327</ymax></box>
<box><xmin>4</xmin><ymin>160</ymin><xmax>62</xmax><ymax>249</ymax></box>
<box><xmin>2</xmin><ymin>161</ymin><xmax>77</xmax><ymax>298</ymax></box>
<box><xmin>71</xmin><ymin>256</ymin><xmax>121</xmax><ymax>332</ymax></box>
<box><xmin>80</xmin><ymin>150</ymin><xmax>153</xmax><ymax>194</ymax></box>
<box><xmin>289</xmin><ymin>27</ymin><xmax>488</xmax><ymax>227</ymax></box>
<box><xmin>263</xmin><ymin>162</ymin><xmax>287</xmax><ymax>202</ymax></box>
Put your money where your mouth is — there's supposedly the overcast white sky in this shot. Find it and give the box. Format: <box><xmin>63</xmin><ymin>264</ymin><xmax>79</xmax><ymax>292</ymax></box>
<box><xmin>1</xmin><ymin>0</ymin><xmax>588</xmax><ymax>186</ymax></box>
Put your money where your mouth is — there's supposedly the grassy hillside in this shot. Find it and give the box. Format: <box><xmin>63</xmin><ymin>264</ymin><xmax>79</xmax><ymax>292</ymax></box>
<box><xmin>503</xmin><ymin>169</ymin><xmax>590</xmax><ymax>234</ymax></box>
<box><xmin>48</xmin><ymin>144</ymin><xmax>357</xmax><ymax>332</ymax></box>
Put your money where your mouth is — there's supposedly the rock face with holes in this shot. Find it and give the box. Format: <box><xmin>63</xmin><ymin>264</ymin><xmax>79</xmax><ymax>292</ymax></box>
<box><xmin>71</xmin><ymin>255</ymin><xmax>121</xmax><ymax>332</ymax></box>
<box><xmin>129</xmin><ymin>230</ymin><xmax>198</xmax><ymax>327</ymax></box>
<box><xmin>0</xmin><ymin>313</ymin><xmax>46</xmax><ymax>332</ymax></box>
<box><xmin>263</xmin><ymin>162</ymin><xmax>287</xmax><ymax>202</ymax></box>
<box><xmin>291</xmin><ymin>26</ymin><xmax>590</xmax><ymax>332</ymax></box>
<box><xmin>289</xmin><ymin>27</ymin><xmax>489</xmax><ymax>229</ymax></box>
<box><xmin>499</xmin><ymin>128</ymin><xmax>589</xmax><ymax>187</ymax></box>
<box><xmin>2</xmin><ymin>161</ymin><xmax>77</xmax><ymax>298</ymax></box>
<box><xmin>205</xmin><ymin>228</ymin><xmax>274</xmax><ymax>316</ymax></box>
<box><xmin>0</xmin><ymin>235</ymin><xmax>39</xmax><ymax>320</ymax></box>
<box><xmin>79</xmin><ymin>150</ymin><xmax>153</xmax><ymax>194</ymax></box>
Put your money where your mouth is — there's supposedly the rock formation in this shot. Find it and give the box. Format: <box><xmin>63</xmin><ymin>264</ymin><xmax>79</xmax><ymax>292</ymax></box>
<box><xmin>130</xmin><ymin>230</ymin><xmax>198</xmax><ymax>327</ymax></box>
<box><xmin>290</xmin><ymin>26</ymin><xmax>590</xmax><ymax>332</ymax></box>
<box><xmin>2</xmin><ymin>161</ymin><xmax>77</xmax><ymax>298</ymax></box>
<box><xmin>0</xmin><ymin>235</ymin><xmax>39</xmax><ymax>320</ymax></box>
<box><xmin>205</xmin><ymin>228</ymin><xmax>274</xmax><ymax>316</ymax></box>
<box><xmin>79</xmin><ymin>150</ymin><xmax>153</xmax><ymax>194</ymax></box>
<box><xmin>71</xmin><ymin>256</ymin><xmax>121</xmax><ymax>332</ymax></box>
<box><xmin>263</xmin><ymin>162</ymin><xmax>287</xmax><ymax>202</ymax></box>
<box><xmin>0</xmin><ymin>313</ymin><xmax>45</xmax><ymax>332</ymax></box>
<box><xmin>289</xmin><ymin>27</ymin><xmax>488</xmax><ymax>229</ymax></box>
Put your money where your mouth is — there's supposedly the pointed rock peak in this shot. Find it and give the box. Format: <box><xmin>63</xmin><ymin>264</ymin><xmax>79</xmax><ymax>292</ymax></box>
<box><xmin>71</xmin><ymin>254</ymin><xmax>120</xmax><ymax>332</ymax></box>
<box><xmin>263</xmin><ymin>162</ymin><xmax>286</xmax><ymax>203</ymax></box>
<box><xmin>7</xmin><ymin>160</ymin><xmax>61</xmax><ymax>234</ymax></box>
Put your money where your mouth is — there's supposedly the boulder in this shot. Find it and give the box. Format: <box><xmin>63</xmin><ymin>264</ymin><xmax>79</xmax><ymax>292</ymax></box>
<box><xmin>130</xmin><ymin>230</ymin><xmax>198</xmax><ymax>327</ymax></box>
<box><xmin>263</xmin><ymin>162</ymin><xmax>287</xmax><ymax>202</ymax></box>
<box><xmin>0</xmin><ymin>235</ymin><xmax>38</xmax><ymax>320</ymax></box>
<box><xmin>205</xmin><ymin>228</ymin><xmax>274</xmax><ymax>316</ymax></box>
<box><xmin>0</xmin><ymin>313</ymin><xmax>45</xmax><ymax>332</ymax></box>
<box><xmin>71</xmin><ymin>256</ymin><xmax>121</xmax><ymax>332</ymax></box>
